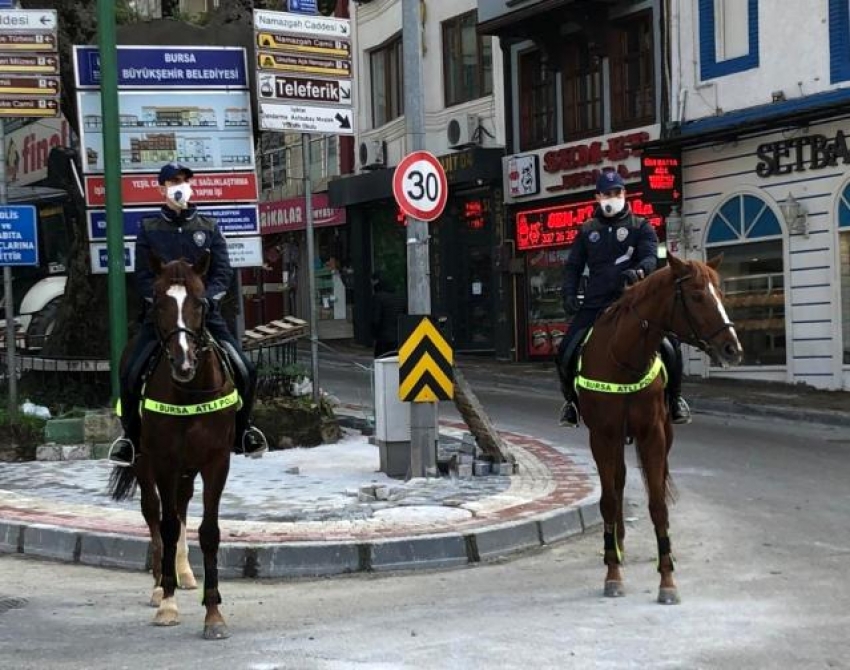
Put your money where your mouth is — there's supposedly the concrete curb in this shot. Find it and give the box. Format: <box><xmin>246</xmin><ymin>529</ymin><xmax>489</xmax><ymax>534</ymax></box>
<box><xmin>691</xmin><ymin>397</ymin><xmax>850</xmax><ymax>428</ymax></box>
<box><xmin>0</xmin><ymin>502</ymin><xmax>602</xmax><ymax>578</ymax></box>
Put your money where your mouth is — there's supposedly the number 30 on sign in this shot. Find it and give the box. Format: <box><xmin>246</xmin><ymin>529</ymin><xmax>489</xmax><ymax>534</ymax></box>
<box><xmin>392</xmin><ymin>150</ymin><xmax>448</xmax><ymax>222</ymax></box>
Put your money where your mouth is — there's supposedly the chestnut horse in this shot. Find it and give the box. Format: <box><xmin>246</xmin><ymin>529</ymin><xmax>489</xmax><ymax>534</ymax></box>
<box><xmin>108</xmin><ymin>252</ymin><xmax>236</xmax><ymax>639</ymax></box>
<box><xmin>575</xmin><ymin>254</ymin><xmax>742</xmax><ymax>604</ymax></box>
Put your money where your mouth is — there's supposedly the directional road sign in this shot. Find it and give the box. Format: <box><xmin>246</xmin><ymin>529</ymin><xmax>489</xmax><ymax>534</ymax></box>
<box><xmin>0</xmin><ymin>54</ymin><xmax>59</xmax><ymax>74</ymax></box>
<box><xmin>0</xmin><ymin>8</ymin><xmax>60</xmax><ymax>117</ymax></box>
<box><xmin>254</xmin><ymin>8</ymin><xmax>354</xmax><ymax>137</ymax></box>
<box><xmin>258</xmin><ymin>73</ymin><xmax>352</xmax><ymax>105</ymax></box>
<box><xmin>259</xmin><ymin>101</ymin><xmax>353</xmax><ymax>134</ymax></box>
<box><xmin>0</xmin><ymin>205</ymin><xmax>39</xmax><ymax>266</ymax></box>
<box><xmin>398</xmin><ymin>316</ymin><xmax>454</xmax><ymax>403</ymax></box>
<box><xmin>254</xmin><ymin>10</ymin><xmax>351</xmax><ymax>39</ymax></box>
<box><xmin>257</xmin><ymin>32</ymin><xmax>351</xmax><ymax>57</ymax></box>
<box><xmin>393</xmin><ymin>151</ymin><xmax>449</xmax><ymax>222</ymax></box>
<box><xmin>257</xmin><ymin>51</ymin><xmax>351</xmax><ymax>78</ymax></box>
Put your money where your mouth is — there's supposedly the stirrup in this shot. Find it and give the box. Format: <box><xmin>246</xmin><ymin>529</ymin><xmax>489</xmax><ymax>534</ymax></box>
<box><xmin>242</xmin><ymin>425</ymin><xmax>268</xmax><ymax>458</ymax></box>
<box><xmin>107</xmin><ymin>435</ymin><xmax>136</xmax><ymax>467</ymax></box>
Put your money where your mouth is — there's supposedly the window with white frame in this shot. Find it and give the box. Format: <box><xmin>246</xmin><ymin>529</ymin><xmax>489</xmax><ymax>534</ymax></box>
<box><xmin>705</xmin><ymin>194</ymin><xmax>785</xmax><ymax>366</ymax></box>
<box><xmin>370</xmin><ymin>36</ymin><xmax>404</xmax><ymax>127</ymax></box>
<box><xmin>699</xmin><ymin>0</ymin><xmax>759</xmax><ymax>80</ymax></box>
<box><xmin>836</xmin><ymin>183</ymin><xmax>850</xmax><ymax>362</ymax></box>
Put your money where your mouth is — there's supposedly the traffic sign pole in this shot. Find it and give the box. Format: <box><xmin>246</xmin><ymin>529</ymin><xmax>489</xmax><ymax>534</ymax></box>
<box><xmin>0</xmin><ymin>119</ymin><xmax>17</xmax><ymax>419</ymax></box>
<box><xmin>97</xmin><ymin>0</ymin><xmax>127</xmax><ymax>402</ymax></box>
<box><xmin>402</xmin><ymin>0</ymin><xmax>437</xmax><ymax>478</ymax></box>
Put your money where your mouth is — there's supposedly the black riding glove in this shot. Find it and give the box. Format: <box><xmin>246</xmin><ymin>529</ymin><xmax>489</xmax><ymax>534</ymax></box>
<box><xmin>621</xmin><ymin>268</ymin><xmax>643</xmax><ymax>288</ymax></box>
<box><xmin>564</xmin><ymin>295</ymin><xmax>580</xmax><ymax>315</ymax></box>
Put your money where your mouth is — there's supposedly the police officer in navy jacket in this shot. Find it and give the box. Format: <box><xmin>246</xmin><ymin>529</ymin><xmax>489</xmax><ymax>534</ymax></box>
<box><xmin>108</xmin><ymin>162</ymin><xmax>268</xmax><ymax>466</ymax></box>
<box><xmin>556</xmin><ymin>168</ymin><xmax>691</xmax><ymax>427</ymax></box>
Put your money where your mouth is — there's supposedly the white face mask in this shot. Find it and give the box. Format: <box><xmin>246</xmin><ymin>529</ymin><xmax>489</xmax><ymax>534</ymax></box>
<box><xmin>600</xmin><ymin>196</ymin><xmax>626</xmax><ymax>217</ymax></box>
<box><xmin>166</xmin><ymin>183</ymin><xmax>193</xmax><ymax>208</ymax></box>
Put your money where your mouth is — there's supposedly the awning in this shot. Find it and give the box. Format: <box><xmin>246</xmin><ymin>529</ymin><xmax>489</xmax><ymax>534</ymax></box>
<box><xmin>644</xmin><ymin>87</ymin><xmax>850</xmax><ymax>150</ymax></box>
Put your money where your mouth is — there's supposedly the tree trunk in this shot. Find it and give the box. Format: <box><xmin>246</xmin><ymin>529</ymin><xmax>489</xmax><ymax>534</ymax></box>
<box><xmin>452</xmin><ymin>367</ymin><xmax>515</xmax><ymax>465</ymax></box>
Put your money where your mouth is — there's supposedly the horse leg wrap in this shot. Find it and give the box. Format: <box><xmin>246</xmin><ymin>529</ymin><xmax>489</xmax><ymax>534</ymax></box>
<box><xmin>603</xmin><ymin>526</ymin><xmax>623</xmax><ymax>564</ymax></box>
<box><xmin>202</xmin><ymin>590</ymin><xmax>222</xmax><ymax>607</ymax></box>
<box><xmin>656</xmin><ymin>535</ymin><xmax>675</xmax><ymax>573</ymax></box>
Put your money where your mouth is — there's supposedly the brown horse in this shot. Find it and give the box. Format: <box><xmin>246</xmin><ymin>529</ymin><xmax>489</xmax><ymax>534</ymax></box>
<box><xmin>108</xmin><ymin>252</ymin><xmax>236</xmax><ymax>639</ymax></box>
<box><xmin>575</xmin><ymin>254</ymin><xmax>742</xmax><ymax>604</ymax></box>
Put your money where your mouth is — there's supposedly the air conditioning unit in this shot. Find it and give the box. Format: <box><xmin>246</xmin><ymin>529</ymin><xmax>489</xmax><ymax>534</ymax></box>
<box><xmin>359</xmin><ymin>139</ymin><xmax>385</xmax><ymax>170</ymax></box>
<box><xmin>447</xmin><ymin>114</ymin><xmax>479</xmax><ymax>148</ymax></box>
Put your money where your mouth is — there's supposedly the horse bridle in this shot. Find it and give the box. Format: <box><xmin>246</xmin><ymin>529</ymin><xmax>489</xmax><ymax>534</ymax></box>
<box><xmin>668</xmin><ymin>274</ymin><xmax>736</xmax><ymax>354</ymax></box>
<box><xmin>156</xmin><ymin>297</ymin><xmax>210</xmax><ymax>366</ymax></box>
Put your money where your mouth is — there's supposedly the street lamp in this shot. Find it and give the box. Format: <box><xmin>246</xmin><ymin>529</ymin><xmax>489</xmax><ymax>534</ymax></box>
<box><xmin>779</xmin><ymin>192</ymin><xmax>809</xmax><ymax>237</ymax></box>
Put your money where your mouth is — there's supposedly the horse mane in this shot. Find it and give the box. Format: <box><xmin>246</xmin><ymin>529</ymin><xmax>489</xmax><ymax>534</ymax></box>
<box><xmin>595</xmin><ymin>265</ymin><xmax>674</xmax><ymax>327</ymax></box>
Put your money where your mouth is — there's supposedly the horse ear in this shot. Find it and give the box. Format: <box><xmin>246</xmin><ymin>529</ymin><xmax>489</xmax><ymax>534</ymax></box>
<box><xmin>149</xmin><ymin>252</ymin><xmax>163</xmax><ymax>276</ymax></box>
<box><xmin>706</xmin><ymin>253</ymin><xmax>724</xmax><ymax>270</ymax></box>
<box><xmin>193</xmin><ymin>250</ymin><xmax>211</xmax><ymax>277</ymax></box>
<box><xmin>667</xmin><ymin>253</ymin><xmax>687</xmax><ymax>277</ymax></box>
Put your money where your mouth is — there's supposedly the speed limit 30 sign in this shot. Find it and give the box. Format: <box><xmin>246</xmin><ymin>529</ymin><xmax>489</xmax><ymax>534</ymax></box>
<box><xmin>392</xmin><ymin>150</ymin><xmax>448</xmax><ymax>222</ymax></box>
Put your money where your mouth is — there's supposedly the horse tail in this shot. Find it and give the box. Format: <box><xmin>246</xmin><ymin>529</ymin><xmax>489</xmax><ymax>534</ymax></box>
<box><xmin>107</xmin><ymin>466</ymin><xmax>138</xmax><ymax>501</ymax></box>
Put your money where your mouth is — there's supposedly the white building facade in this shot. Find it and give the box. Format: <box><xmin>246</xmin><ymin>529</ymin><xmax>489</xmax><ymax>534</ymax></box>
<box><xmin>660</xmin><ymin>0</ymin><xmax>850</xmax><ymax>390</ymax></box>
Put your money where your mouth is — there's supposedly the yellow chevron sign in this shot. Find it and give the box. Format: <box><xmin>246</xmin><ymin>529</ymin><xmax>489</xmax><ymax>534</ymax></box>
<box><xmin>398</xmin><ymin>316</ymin><xmax>453</xmax><ymax>402</ymax></box>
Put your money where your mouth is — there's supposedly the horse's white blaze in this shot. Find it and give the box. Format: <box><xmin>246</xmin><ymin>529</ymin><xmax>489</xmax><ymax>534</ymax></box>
<box><xmin>708</xmin><ymin>282</ymin><xmax>742</xmax><ymax>347</ymax></box>
<box><xmin>166</xmin><ymin>285</ymin><xmax>191</xmax><ymax>370</ymax></box>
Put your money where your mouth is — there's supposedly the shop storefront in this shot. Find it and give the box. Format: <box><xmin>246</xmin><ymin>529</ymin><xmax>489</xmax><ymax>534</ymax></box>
<box><xmin>248</xmin><ymin>192</ymin><xmax>351</xmax><ymax>338</ymax></box>
<box><xmin>502</xmin><ymin>125</ymin><xmax>664</xmax><ymax>360</ymax></box>
<box><xmin>651</xmin><ymin>105</ymin><xmax>850</xmax><ymax>391</ymax></box>
<box><xmin>328</xmin><ymin>147</ymin><xmax>509</xmax><ymax>355</ymax></box>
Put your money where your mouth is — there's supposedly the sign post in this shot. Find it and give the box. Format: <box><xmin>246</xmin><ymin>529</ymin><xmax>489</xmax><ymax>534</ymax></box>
<box><xmin>401</xmin><ymin>0</ymin><xmax>440</xmax><ymax>478</ymax></box>
<box><xmin>253</xmin><ymin>7</ymin><xmax>354</xmax><ymax>404</ymax></box>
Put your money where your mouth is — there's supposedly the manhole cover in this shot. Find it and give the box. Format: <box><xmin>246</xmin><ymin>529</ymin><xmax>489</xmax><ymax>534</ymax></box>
<box><xmin>0</xmin><ymin>596</ymin><xmax>27</xmax><ymax>615</ymax></box>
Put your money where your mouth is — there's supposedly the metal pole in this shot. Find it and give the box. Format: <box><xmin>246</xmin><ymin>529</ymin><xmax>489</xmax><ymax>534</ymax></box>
<box><xmin>302</xmin><ymin>133</ymin><xmax>320</xmax><ymax>404</ymax></box>
<box><xmin>0</xmin><ymin>120</ymin><xmax>17</xmax><ymax>420</ymax></box>
<box><xmin>97</xmin><ymin>0</ymin><xmax>127</xmax><ymax>401</ymax></box>
<box><xmin>402</xmin><ymin>0</ymin><xmax>437</xmax><ymax>477</ymax></box>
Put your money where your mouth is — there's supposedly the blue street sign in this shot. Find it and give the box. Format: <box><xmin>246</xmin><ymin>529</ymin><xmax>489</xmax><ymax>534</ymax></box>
<box><xmin>87</xmin><ymin>206</ymin><xmax>260</xmax><ymax>241</ymax></box>
<box><xmin>0</xmin><ymin>205</ymin><xmax>38</xmax><ymax>267</ymax></box>
<box><xmin>0</xmin><ymin>1</ymin><xmax>16</xmax><ymax>9</ymax></box>
<box><xmin>74</xmin><ymin>46</ymin><xmax>249</xmax><ymax>89</ymax></box>
<box><xmin>288</xmin><ymin>0</ymin><xmax>319</xmax><ymax>15</ymax></box>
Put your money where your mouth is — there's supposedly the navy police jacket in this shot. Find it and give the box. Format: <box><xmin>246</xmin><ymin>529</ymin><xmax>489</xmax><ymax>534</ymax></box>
<box><xmin>562</xmin><ymin>205</ymin><xmax>658</xmax><ymax>310</ymax></box>
<box><xmin>135</xmin><ymin>205</ymin><xmax>233</xmax><ymax>303</ymax></box>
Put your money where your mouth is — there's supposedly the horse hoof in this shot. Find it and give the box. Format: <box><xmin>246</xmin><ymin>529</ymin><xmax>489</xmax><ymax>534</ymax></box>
<box><xmin>657</xmin><ymin>587</ymin><xmax>680</xmax><ymax>605</ymax></box>
<box><xmin>178</xmin><ymin>573</ymin><xmax>198</xmax><ymax>590</ymax></box>
<box><xmin>149</xmin><ymin>587</ymin><xmax>164</xmax><ymax>608</ymax></box>
<box><xmin>604</xmin><ymin>581</ymin><xmax>625</xmax><ymax>597</ymax></box>
<box><xmin>203</xmin><ymin>623</ymin><xmax>230</xmax><ymax>640</ymax></box>
<box><xmin>152</xmin><ymin>612</ymin><xmax>180</xmax><ymax>626</ymax></box>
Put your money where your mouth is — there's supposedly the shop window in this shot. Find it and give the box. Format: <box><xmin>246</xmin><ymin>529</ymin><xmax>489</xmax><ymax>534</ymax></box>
<box><xmin>837</xmin><ymin>184</ymin><xmax>850</xmax><ymax>362</ymax></box>
<box><xmin>518</xmin><ymin>49</ymin><xmax>556</xmax><ymax>150</ymax></box>
<box><xmin>609</xmin><ymin>11</ymin><xmax>655</xmax><ymax>131</ymax></box>
<box><xmin>561</xmin><ymin>40</ymin><xmax>603</xmax><ymax>140</ymax></box>
<box><xmin>699</xmin><ymin>0</ymin><xmax>759</xmax><ymax>80</ymax></box>
<box><xmin>706</xmin><ymin>194</ymin><xmax>785</xmax><ymax>366</ymax></box>
<box><xmin>371</xmin><ymin>35</ymin><xmax>404</xmax><ymax>127</ymax></box>
<box><xmin>442</xmin><ymin>11</ymin><xmax>493</xmax><ymax>107</ymax></box>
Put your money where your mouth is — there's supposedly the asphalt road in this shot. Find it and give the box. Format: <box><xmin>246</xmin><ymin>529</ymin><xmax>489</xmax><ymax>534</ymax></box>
<box><xmin>1</xmin><ymin>355</ymin><xmax>848</xmax><ymax>669</ymax></box>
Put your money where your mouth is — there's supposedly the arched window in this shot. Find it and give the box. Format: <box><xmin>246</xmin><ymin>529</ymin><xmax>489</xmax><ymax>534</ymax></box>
<box><xmin>838</xmin><ymin>184</ymin><xmax>850</xmax><ymax>363</ymax></box>
<box><xmin>705</xmin><ymin>194</ymin><xmax>785</xmax><ymax>366</ymax></box>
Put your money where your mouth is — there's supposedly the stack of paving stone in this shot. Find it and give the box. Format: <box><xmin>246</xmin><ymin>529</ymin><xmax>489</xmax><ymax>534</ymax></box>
<box><xmin>37</xmin><ymin>410</ymin><xmax>120</xmax><ymax>461</ymax></box>
<box><xmin>438</xmin><ymin>433</ymin><xmax>514</xmax><ymax>478</ymax></box>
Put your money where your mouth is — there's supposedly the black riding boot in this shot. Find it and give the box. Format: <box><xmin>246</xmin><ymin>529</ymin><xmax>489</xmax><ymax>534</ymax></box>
<box><xmin>556</xmin><ymin>352</ymin><xmax>580</xmax><ymax>428</ymax></box>
<box><xmin>233</xmin><ymin>364</ymin><xmax>268</xmax><ymax>456</ymax></box>
<box><xmin>660</xmin><ymin>337</ymin><xmax>692</xmax><ymax>425</ymax></box>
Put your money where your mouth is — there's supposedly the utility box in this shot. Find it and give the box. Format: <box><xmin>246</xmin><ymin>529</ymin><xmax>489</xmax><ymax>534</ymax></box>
<box><xmin>374</xmin><ymin>355</ymin><xmax>411</xmax><ymax>478</ymax></box>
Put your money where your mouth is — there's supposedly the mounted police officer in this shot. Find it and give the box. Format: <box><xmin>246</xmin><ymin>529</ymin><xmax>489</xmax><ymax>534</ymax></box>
<box><xmin>556</xmin><ymin>169</ymin><xmax>691</xmax><ymax>427</ymax></box>
<box><xmin>108</xmin><ymin>162</ymin><xmax>268</xmax><ymax>466</ymax></box>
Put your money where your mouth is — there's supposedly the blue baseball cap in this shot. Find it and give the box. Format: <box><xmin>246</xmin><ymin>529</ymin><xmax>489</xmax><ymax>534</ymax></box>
<box><xmin>158</xmin><ymin>162</ymin><xmax>194</xmax><ymax>185</ymax></box>
<box><xmin>595</xmin><ymin>169</ymin><xmax>626</xmax><ymax>193</ymax></box>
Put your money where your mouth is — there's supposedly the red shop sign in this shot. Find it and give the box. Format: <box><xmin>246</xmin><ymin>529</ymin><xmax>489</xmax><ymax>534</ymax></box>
<box><xmin>85</xmin><ymin>171</ymin><xmax>258</xmax><ymax>207</ymax></box>
<box><xmin>515</xmin><ymin>194</ymin><xmax>662</xmax><ymax>251</ymax></box>
<box><xmin>259</xmin><ymin>192</ymin><xmax>346</xmax><ymax>234</ymax></box>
